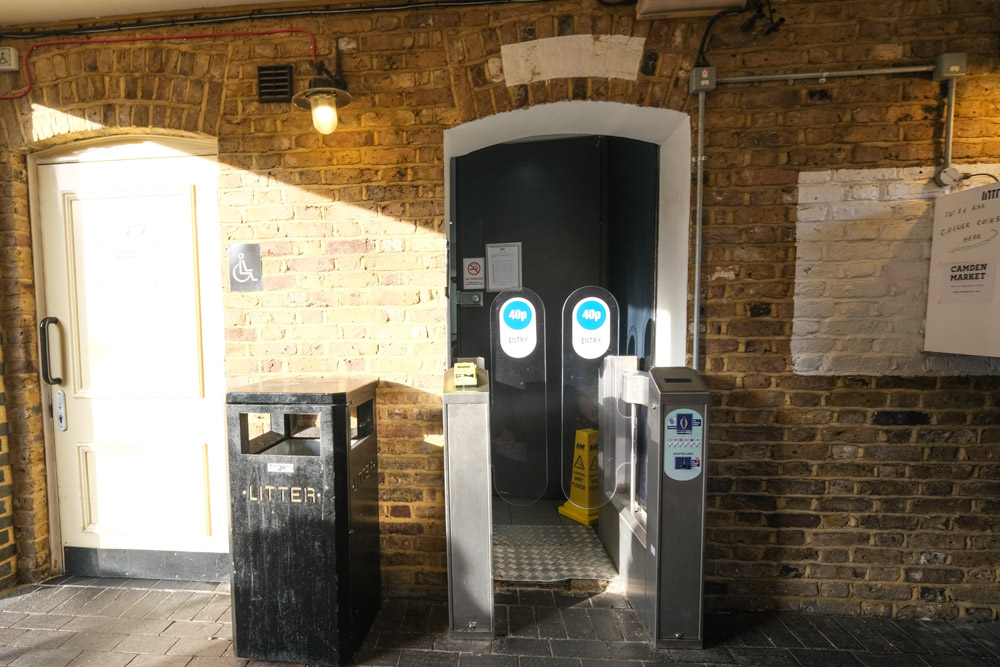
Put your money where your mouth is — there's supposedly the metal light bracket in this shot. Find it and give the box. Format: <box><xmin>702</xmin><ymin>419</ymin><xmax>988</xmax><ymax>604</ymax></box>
<box><xmin>292</xmin><ymin>60</ymin><xmax>352</xmax><ymax>111</ymax></box>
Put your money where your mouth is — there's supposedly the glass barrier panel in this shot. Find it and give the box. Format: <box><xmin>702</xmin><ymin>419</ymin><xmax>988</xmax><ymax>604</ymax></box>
<box><xmin>489</xmin><ymin>288</ymin><xmax>548</xmax><ymax>504</ymax></box>
<box><xmin>633</xmin><ymin>404</ymin><xmax>649</xmax><ymax>530</ymax></box>
<box><xmin>560</xmin><ymin>287</ymin><xmax>619</xmax><ymax>510</ymax></box>
<box><xmin>599</xmin><ymin>355</ymin><xmax>635</xmax><ymax>508</ymax></box>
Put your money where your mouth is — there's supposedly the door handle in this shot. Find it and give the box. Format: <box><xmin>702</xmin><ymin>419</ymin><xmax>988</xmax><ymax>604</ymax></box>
<box><xmin>39</xmin><ymin>316</ymin><xmax>63</xmax><ymax>385</ymax></box>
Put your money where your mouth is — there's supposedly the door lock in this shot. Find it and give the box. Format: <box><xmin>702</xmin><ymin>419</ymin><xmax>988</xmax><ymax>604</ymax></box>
<box><xmin>55</xmin><ymin>389</ymin><xmax>67</xmax><ymax>431</ymax></box>
<box><xmin>459</xmin><ymin>291</ymin><xmax>484</xmax><ymax>307</ymax></box>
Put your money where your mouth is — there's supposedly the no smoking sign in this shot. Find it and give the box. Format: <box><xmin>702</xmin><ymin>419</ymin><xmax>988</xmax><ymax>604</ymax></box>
<box><xmin>463</xmin><ymin>257</ymin><xmax>486</xmax><ymax>289</ymax></box>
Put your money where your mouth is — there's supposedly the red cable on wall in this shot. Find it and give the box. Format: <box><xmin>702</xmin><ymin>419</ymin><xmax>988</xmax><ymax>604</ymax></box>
<box><xmin>0</xmin><ymin>28</ymin><xmax>318</xmax><ymax>101</ymax></box>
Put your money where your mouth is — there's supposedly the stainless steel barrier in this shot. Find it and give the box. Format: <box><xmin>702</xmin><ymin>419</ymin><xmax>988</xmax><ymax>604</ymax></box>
<box><xmin>598</xmin><ymin>360</ymin><xmax>709</xmax><ymax>649</ymax></box>
<box><xmin>442</xmin><ymin>365</ymin><xmax>493</xmax><ymax>637</ymax></box>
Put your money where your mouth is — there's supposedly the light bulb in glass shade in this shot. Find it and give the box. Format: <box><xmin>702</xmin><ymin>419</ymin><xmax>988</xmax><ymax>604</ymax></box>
<box><xmin>310</xmin><ymin>95</ymin><xmax>339</xmax><ymax>134</ymax></box>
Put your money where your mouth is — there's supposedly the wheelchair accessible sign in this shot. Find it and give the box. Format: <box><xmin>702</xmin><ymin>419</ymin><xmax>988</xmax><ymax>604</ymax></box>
<box><xmin>228</xmin><ymin>243</ymin><xmax>262</xmax><ymax>292</ymax></box>
<box><xmin>571</xmin><ymin>297</ymin><xmax>611</xmax><ymax>359</ymax></box>
<box><xmin>498</xmin><ymin>297</ymin><xmax>537</xmax><ymax>358</ymax></box>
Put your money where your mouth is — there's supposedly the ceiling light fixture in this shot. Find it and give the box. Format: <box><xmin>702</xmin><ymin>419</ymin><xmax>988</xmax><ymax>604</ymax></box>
<box><xmin>292</xmin><ymin>57</ymin><xmax>351</xmax><ymax>135</ymax></box>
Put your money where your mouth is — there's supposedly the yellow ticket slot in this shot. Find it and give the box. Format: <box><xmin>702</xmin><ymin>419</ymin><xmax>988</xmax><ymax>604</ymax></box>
<box><xmin>453</xmin><ymin>362</ymin><xmax>478</xmax><ymax>387</ymax></box>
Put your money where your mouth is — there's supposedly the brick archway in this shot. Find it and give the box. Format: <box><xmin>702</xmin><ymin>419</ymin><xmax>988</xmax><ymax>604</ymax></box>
<box><xmin>0</xmin><ymin>26</ymin><xmax>310</xmax><ymax>584</ymax></box>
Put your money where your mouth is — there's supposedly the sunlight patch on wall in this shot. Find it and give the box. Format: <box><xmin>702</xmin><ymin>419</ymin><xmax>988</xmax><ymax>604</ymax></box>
<box><xmin>218</xmin><ymin>165</ymin><xmax>448</xmax><ymax>391</ymax></box>
<box><xmin>30</xmin><ymin>104</ymin><xmax>106</xmax><ymax>142</ymax></box>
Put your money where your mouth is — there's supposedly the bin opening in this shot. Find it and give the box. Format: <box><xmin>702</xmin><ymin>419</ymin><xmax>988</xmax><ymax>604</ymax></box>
<box><xmin>351</xmin><ymin>398</ymin><xmax>374</xmax><ymax>443</ymax></box>
<box><xmin>238</xmin><ymin>412</ymin><xmax>323</xmax><ymax>457</ymax></box>
<box><xmin>263</xmin><ymin>438</ymin><xmax>321</xmax><ymax>456</ymax></box>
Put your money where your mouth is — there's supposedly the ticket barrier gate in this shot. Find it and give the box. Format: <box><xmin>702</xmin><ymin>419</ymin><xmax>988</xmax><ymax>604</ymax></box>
<box><xmin>443</xmin><ymin>286</ymin><xmax>707</xmax><ymax>649</ymax></box>
<box><xmin>598</xmin><ymin>358</ymin><xmax>708</xmax><ymax>649</ymax></box>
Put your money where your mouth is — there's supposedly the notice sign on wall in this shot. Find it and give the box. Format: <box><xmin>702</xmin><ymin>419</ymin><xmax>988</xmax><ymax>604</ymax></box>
<box><xmin>463</xmin><ymin>257</ymin><xmax>485</xmax><ymax>290</ymax></box>
<box><xmin>228</xmin><ymin>243</ymin><xmax>263</xmax><ymax>293</ymax></box>
<box><xmin>925</xmin><ymin>181</ymin><xmax>1000</xmax><ymax>357</ymax></box>
<box><xmin>941</xmin><ymin>261</ymin><xmax>996</xmax><ymax>303</ymax></box>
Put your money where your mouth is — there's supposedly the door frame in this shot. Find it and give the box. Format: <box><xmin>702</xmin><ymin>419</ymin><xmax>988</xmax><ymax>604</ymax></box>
<box><xmin>28</xmin><ymin>135</ymin><xmax>220</xmax><ymax>573</ymax></box>
<box><xmin>444</xmin><ymin>101</ymin><xmax>692</xmax><ymax>368</ymax></box>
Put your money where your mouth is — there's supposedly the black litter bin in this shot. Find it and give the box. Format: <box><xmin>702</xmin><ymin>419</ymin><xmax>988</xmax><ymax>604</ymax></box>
<box><xmin>226</xmin><ymin>377</ymin><xmax>380</xmax><ymax>665</ymax></box>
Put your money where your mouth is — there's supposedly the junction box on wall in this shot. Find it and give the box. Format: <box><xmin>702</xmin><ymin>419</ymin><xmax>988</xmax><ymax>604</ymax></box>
<box><xmin>932</xmin><ymin>52</ymin><xmax>969</xmax><ymax>187</ymax></box>
<box><xmin>0</xmin><ymin>47</ymin><xmax>18</xmax><ymax>72</ymax></box>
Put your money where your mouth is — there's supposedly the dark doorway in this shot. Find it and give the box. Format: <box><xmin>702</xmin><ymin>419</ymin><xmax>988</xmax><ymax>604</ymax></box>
<box><xmin>451</xmin><ymin>135</ymin><xmax>658</xmax><ymax>500</ymax></box>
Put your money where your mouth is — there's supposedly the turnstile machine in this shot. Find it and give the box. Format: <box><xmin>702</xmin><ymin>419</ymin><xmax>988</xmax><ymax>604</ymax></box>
<box><xmin>598</xmin><ymin>359</ymin><xmax>709</xmax><ymax>649</ymax></box>
<box><xmin>441</xmin><ymin>355</ymin><xmax>708</xmax><ymax>649</ymax></box>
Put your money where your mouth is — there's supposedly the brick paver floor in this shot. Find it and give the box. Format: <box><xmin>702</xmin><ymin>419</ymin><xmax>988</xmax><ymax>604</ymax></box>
<box><xmin>0</xmin><ymin>577</ymin><xmax>998</xmax><ymax>666</ymax></box>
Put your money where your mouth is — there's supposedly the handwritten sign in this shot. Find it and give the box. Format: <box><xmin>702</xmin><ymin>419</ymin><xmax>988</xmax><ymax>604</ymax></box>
<box><xmin>925</xmin><ymin>181</ymin><xmax>1000</xmax><ymax>357</ymax></box>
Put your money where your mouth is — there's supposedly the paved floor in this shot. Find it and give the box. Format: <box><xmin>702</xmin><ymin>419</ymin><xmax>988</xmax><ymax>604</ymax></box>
<box><xmin>1</xmin><ymin>577</ymin><xmax>999</xmax><ymax>666</ymax></box>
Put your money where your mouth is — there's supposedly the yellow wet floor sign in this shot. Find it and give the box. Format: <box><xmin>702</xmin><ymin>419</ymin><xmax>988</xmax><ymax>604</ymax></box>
<box><xmin>558</xmin><ymin>428</ymin><xmax>600</xmax><ymax>525</ymax></box>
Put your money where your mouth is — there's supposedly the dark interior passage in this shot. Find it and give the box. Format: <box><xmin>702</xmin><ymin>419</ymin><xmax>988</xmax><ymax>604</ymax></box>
<box><xmin>452</xmin><ymin>135</ymin><xmax>658</xmax><ymax>501</ymax></box>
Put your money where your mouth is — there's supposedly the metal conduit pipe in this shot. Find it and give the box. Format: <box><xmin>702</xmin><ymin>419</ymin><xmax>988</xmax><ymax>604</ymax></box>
<box><xmin>689</xmin><ymin>60</ymin><xmax>950</xmax><ymax>371</ymax></box>
<box><xmin>692</xmin><ymin>90</ymin><xmax>707</xmax><ymax>372</ymax></box>
<box><xmin>943</xmin><ymin>76</ymin><xmax>957</xmax><ymax>170</ymax></box>
<box><xmin>717</xmin><ymin>64</ymin><xmax>935</xmax><ymax>85</ymax></box>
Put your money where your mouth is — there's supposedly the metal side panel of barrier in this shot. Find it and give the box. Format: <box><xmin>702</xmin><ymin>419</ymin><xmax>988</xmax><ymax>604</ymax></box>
<box><xmin>598</xmin><ymin>360</ymin><xmax>709</xmax><ymax>651</ymax></box>
<box><xmin>443</xmin><ymin>367</ymin><xmax>494</xmax><ymax>638</ymax></box>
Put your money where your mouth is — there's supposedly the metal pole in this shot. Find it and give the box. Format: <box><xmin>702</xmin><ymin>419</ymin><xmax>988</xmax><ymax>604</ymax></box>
<box><xmin>692</xmin><ymin>90</ymin><xmax>706</xmax><ymax>372</ymax></box>
<box><xmin>718</xmin><ymin>64</ymin><xmax>935</xmax><ymax>85</ymax></box>
<box><xmin>943</xmin><ymin>76</ymin><xmax>956</xmax><ymax>169</ymax></box>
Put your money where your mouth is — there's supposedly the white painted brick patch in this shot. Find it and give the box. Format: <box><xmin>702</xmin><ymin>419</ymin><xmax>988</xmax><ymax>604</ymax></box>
<box><xmin>792</xmin><ymin>164</ymin><xmax>1000</xmax><ymax>376</ymax></box>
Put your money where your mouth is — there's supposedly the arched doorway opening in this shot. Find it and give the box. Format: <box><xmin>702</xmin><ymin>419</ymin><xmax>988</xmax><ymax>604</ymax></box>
<box><xmin>445</xmin><ymin>101</ymin><xmax>692</xmax><ymax>582</ymax></box>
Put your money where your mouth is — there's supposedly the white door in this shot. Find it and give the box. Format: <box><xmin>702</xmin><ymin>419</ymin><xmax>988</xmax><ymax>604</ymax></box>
<box><xmin>35</xmin><ymin>138</ymin><xmax>227</xmax><ymax>558</ymax></box>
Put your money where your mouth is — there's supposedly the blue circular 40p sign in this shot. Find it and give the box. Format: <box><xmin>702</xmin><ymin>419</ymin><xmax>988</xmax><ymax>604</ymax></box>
<box><xmin>571</xmin><ymin>297</ymin><xmax>611</xmax><ymax>359</ymax></box>
<box><xmin>499</xmin><ymin>297</ymin><xmax>537</xmax><ymax>358</ymax></box>
<box><xmin>575</xmin><ymin>300</ymin><xmax>606</xmax><ymax>330</ymax></box>
<box><xmin>503</xmin><ymin>302</ymin><xmax>533</xmax><ymax>329</ymax></box>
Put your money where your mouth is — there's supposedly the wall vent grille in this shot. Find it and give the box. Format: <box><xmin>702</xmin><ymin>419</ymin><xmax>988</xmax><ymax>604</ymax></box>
<box><xmin>257</xmin><ymin>65</ymin><xmax>294</xmax><ymax>103</ymax></box>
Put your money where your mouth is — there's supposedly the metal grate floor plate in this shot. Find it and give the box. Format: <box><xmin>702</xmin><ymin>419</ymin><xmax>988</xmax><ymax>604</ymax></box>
<box><xmin>493</xmin><ymin>524</ymin><xmax>618</xmax><ymax>582</ymax></box>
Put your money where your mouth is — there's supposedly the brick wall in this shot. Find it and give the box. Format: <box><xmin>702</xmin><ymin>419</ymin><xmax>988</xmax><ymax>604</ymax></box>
<box><xmin>0</xmin><ymin>0</ymin><xmax>997</xmax><ymax>617</ymax></box>
<box><xmin>0</xmin><ymin>148</ymin><xmax>48</xmax><ymax>587</ymax></box>
<box><xmin>0</xmin><ymin>154</ymin><xmax>18</xmax><ymax>590</ymax></box>
<box><xmin>698</xmin><ymin>1</ymin><xmax>1000</xmax><ymax>619</ymax></box>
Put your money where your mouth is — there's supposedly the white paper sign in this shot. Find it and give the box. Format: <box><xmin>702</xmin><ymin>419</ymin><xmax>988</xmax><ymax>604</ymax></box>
<box><xmin>940</xmin><ymin>260</ymin><xmax>996</xmax><ymax>303</ymax></box>
<box><xmin>463</xmin><ymin>257</ymin><xmax>485</xmax><ymax>290</ymax></box>
<box><xmin>486</xmin><ymin>242</ymin><xmax>522</xmax><ymax>292</ymax></box>
<box><xmin>925</xmin><ymin>181</ymin><xmax>1000</xmax><ymax>357</ymax></box>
